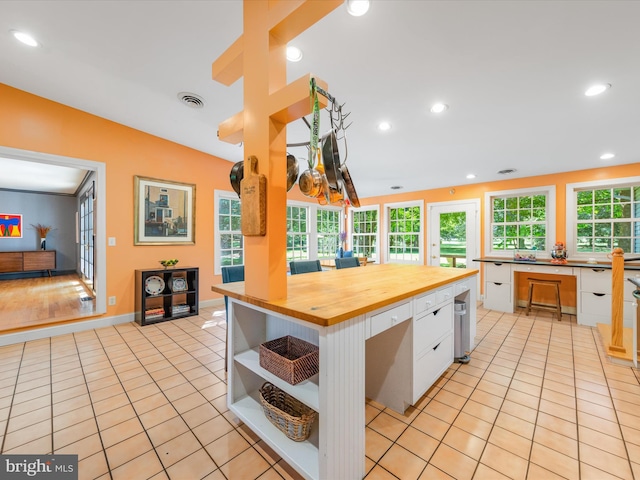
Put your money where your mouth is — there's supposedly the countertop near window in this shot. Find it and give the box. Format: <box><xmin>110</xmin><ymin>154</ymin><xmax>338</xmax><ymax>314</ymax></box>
<box><xmin>212</xmin><ymin>263</ymin><xmax>478</xmax><ymax>327</ymax></box>
<box><xmin>474</xmin><ymin>257</ymin><xmax>640</xmax><ymax>271</ymax></box>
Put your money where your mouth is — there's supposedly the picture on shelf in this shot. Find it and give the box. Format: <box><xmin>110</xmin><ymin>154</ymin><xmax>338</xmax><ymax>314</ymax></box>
<box><xmin>134</xmin><ymin>176</ymin><xmax>195</xmax><ymax>245</ymax></box>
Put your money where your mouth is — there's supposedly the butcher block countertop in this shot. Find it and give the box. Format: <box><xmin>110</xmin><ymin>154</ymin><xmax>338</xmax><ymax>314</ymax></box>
<box><xmin>211</xmin><ymin>263</ymin><xmax>478</xmax><ymax>327</ymax></box>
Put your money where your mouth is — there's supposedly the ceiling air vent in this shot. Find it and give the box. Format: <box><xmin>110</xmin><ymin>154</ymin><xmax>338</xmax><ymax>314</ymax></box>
<box><xmin>177</xmin><ymin>92</ymin><xmax>205</xmax><ymax>109</ymax></box>
<box><xmin>497</xmin><ymin>168</ymin><xmax>517</xmax><ymax>175</ymax></box>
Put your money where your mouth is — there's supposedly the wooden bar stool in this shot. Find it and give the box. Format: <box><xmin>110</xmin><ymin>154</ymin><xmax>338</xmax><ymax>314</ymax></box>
<box><xmin>526</xmin><ymin>277</ymin><xmax>563</xmax><ymax>321</ymax></box>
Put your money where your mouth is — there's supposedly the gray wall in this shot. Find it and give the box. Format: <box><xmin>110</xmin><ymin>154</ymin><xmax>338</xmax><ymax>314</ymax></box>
<box><xmin>0</xmin><ymin>190</ymin><xmax>77</xmax><ymax>271</ymax></box>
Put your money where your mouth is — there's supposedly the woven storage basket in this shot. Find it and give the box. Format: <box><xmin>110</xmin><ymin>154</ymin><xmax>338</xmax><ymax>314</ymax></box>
<box><xmin>259</xmin><ymin>335</ymin><xmax>319</xmax><ymax>385</ymax></box>
<box><xmin>259</xmin><ymin>382</ymin><xmax>317</xmax><ymax>441</ymax></box>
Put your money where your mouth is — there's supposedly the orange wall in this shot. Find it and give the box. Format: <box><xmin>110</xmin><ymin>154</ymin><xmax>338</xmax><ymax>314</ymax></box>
<box><xmin>360</xmin><ymin>161</ymin><xmax>640</xmax><ymax>304</ymax></box>
<box><xmin>1</xmin><ymin>82</ymin><xmax>638</xmax><ymax>318</ymax></box>
<box><xmin>0</xmin><ymin>83</ymin><xmax>311</xmax><ymax>319</ymax></box>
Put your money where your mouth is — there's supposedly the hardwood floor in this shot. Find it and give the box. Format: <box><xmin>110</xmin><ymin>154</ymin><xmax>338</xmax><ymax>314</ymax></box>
<box><xmin>0</xmin><ymin>274</ymin><xmax>96</xmax><ymax>333</ymax></box>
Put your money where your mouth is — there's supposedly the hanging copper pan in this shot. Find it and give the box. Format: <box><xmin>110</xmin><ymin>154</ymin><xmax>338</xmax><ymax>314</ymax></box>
<box><xmin>229</xmin><ymin>161</ymin><xmax>244</xmax><ymax>197</ymax></box>
<box><xmin>321</xmin><ymin>130</ymin><xmax>342</xmax><ymax>192</ymax></box>
<box><xmin>286</xmin><ymin>154</ymin><xmax>299</xmax><ymax>192</ymax></box>
<box><xmin>340</xmin><ymin>163</ymin><xmax>360</xmax><ymax>207</ymax></box>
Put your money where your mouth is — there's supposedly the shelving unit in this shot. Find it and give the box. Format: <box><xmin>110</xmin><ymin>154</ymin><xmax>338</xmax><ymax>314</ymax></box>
<box><xmin>135</xmin><ymin>267</ymin><xmax>198</xmax><ymax>326</ymax></box>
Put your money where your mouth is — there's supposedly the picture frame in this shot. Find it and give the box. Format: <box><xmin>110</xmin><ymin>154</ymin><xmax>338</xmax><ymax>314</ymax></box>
<box><xmin>0</xmin><ymin>213</ymin><xmax>23</xmax><ymax>238</ymax></box>
<box><xmin>134</xmin><ymin>176</ymin><xmax>195</xmax><ymax>245</ymax></box>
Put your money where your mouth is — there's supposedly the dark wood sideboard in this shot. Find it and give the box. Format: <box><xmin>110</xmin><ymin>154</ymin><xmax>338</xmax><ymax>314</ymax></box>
<box><xmin>0</xmin><ymin>251</ymin><xmax>56</xmax><ymax>276</ymax></box>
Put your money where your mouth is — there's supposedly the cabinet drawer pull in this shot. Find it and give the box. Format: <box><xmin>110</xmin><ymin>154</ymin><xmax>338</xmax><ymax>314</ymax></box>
<box><xmin>493</xmin><ymin>282</ymin><xmax>503</xmax><ymax>286</ymax></box>
<box><xmin>593</xmin><ymin>292</ymin><xmax>606</xmax><ymax>297</ymax></box>
<box><xmin>493</xmin><ymin>263</ymin><xmax>503</xmax><ymax>266</ymax></box>
<box><xmin>433</xmin><ymin>342</ymin><xmax>441</xmax><ymax>351</ymax></box>
<box><xmin>592</xmin><ymin>268</ymin><xmax>606</xmax><ymax>273</ymax></box>
<box><xmin>433</xmin><ymin>308</ymin><xmax>441</xmax><ymax>316</ymax></box>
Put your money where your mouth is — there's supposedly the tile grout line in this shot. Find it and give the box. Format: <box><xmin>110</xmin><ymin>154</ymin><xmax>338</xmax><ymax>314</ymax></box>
<box><xmin>0</xmin><ymin>342</ymin><xmax>26</xmax><ymax>453</ymax></box>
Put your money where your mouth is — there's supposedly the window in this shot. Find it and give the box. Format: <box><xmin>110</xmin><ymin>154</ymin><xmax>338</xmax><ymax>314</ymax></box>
<box><xmin>317</xmin><ymin>208</ymin><xmax>341</xmax><ymax>259</ymax></box>
<box><xmin>485</xmin><ymin>186</ymin><xmax>555</xmax><ymax>256</ymax></box>
<box><xmin>567</xmin><ymin>178</ymin><xmax>640</xmax><ymax>257</ymax></box>
<box><xmin>350</xmin><ymin>207</ymin><xmax>379</xmax><ymax>260</ymax></box>
<box><xmin>216</xmin><ymin>192</ymin><xmax>243</xmax><ymax>271</ymax></box>
<box><xmin>215</xmin><ymin>192</ymin><xmax>343</xmax><ymax>271</ymax></box>
<box><xmin>386</xmin><ymin>201</ymin><xmax>423</xmax><ymax>264</ymax></box>
<box><xmin>287</xmin><ymin>205</ymin><xmax>309</xmax><ymax>261</ymax></box>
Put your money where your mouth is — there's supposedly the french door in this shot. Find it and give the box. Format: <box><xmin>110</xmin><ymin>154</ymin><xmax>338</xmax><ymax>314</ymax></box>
<box><xmin>427</xmin><ymin>200</ymin><xmax>480</xmax><ymax>271</ymax></box>
<box><xmin>79</xmin><ymin>184</ymin><xmax>95</xmax><ymax>293</ymax></box>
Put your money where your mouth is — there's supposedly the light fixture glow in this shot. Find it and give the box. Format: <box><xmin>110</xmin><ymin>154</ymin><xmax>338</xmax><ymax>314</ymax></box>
<box><xmin>600</xmin><ymin>153</ymin><xmax>615</xmax><ymax>160</ymax></box>
<box><xmin>345</xmin><ymin>0</ymin><xmax>370</xmax><ymax>17</ymax></box>
<box><xmin>466</xmin><ymin>174</ymin><xmax>476</xmax><ymax>179</ymax></box>
<box><xmin>12</xmin><ymin>30</ymin><xmax>38</xmax><ymax>47</ymax></box>
<box><xmin>286</xmin><ymin>46</ymin><xmax>303</xmax><ymax>62</ymax></box>
<box><xmin>585</xmin><ymin>83</ymin><xmax>611</xmax><ymax>96</ymax></box>
<box><xmin>430</xmin><ymin>103</ymin><xmax>449</xmax><ymax>113</ymax></box>
<box><xmin>377</xmin><ymin>121</ymin><xmax>391</xmax><ymax>131</ymax></box>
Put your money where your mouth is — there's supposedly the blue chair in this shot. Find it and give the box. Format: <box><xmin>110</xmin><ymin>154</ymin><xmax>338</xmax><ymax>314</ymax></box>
<box><xmin>221</xmin><ymin>265</ymin><xmax>244</xmax><ymax>371</ymax></box>
<box><xmin>335</xmin><ymin>257</ymin><xmax>360</xmax><ymax>269</ymax></box>
<box><xmin>343</xmin><ymin>250</ymin><xmax>353</xmax><ymax>258</ymax></box>
<box><xmin>289</xmin><ymin>260</ymin><xmax>322</xmax><ymax>275</ymax></box>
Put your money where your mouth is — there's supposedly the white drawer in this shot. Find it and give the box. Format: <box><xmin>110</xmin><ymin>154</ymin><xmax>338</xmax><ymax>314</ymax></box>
<box><xmin>436</xmin><ymin>286</ymin><xmax>454</xmax><ymax>305</ymax></box>
<box><xmin>414</xmin><ymin>333</ymin><xmax>453</xmax><ymax>403</ymax></box>
<box><xmin>414</xmin><ymin>291</ymin><xmax>436</xmax><ymax>316</ymax></box>
<box><xmin>368</xmin><ymin>300</ymin><xmax>412</xmax><ymax>338</ymax></box>
<box><xmin>485</xmin><ymin>262</ymin><xmax>511</xmax><ymax>283</ymax></box>
<box><xmin>513</xmin><ymin>264</ymin><xmax>574</xmax><ymax>276</ymax></box>
<box><xmin>414</xmin><ymin>302</ymin><xmax>453</xmax><ymax>357</ymax></box>
<box><xmin>484</xmin><ymin>281</ymin><xmax>512</xmax><ymax>312</ymax></box>
<box><xmin>580</xmin><ymin>268</ymin><xmax>612</xmax><ymax>294</ymax></box>
<box><xmin>454</xmin><ymin>278</ymin><xmax>470</xmax><ymax>295</ymax></box>
<box><xmin>581</xmin><ymin>291</ymin><xmax>611</xmax><ymax>316</ymax></box>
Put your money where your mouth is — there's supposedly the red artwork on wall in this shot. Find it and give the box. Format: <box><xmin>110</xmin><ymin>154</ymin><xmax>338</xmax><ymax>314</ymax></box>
<box><xmin>0</xmin><ymin>214</ymin><xmax>22</xmax><ymax>238</ymax></box>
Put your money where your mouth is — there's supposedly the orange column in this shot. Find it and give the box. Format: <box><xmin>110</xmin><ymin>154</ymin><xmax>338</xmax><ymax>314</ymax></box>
<box><xmin>212</xmin><ymin>0</ymin><xmax>342</xmax><ymax>300</ymax></box>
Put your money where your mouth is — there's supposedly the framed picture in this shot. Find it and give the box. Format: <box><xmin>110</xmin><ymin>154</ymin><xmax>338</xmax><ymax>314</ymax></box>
<box><xmin>134</xmin><ymin>176</ymin><xmax>195</xmax><ymax>245</ymax></box>
<box><xmin>0</xmin><ymin>214</ymin><xmax>23</xmax><ymax>238</ymax></box>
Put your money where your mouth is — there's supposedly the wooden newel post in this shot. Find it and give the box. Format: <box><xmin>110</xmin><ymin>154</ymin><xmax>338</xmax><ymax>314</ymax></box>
<box><xmin>609</xmin><ymin>247</ymin><xmax>626</xmax><ymax>353</ymax></box>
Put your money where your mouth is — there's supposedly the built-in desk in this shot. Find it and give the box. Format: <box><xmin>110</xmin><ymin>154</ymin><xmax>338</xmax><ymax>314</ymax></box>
<box><xmin>475</xmin><ymin>257</ymin><xmax>640</xmax><ymax>326</ymax></box>
<box><xmin>212</xmin><ymin>264</ymin><xmax>477</xmax><ymax>480</ymax></box>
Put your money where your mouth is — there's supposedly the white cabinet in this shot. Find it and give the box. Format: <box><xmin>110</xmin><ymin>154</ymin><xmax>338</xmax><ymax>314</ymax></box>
<box><xmin>625</xmin><ymin>270</ymin><xmax>640</xmax><ymax>327</ymax></box>
<box><xmin>366</xmin><ymin>300</ymin><xmax>412</xmax><ymax>339</ymax></box>
<box><xmin>483</xmin><ymin>262</ymin><xmax>513</xmax><ymax>312</ymax></box>
<box><xmin>578</xmin><ymin>267</ymin><xmax>612</xmax><ymax>327</ymax></box>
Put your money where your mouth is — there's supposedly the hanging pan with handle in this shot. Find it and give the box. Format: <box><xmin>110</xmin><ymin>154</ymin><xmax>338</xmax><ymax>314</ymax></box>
<box><xmin>230</xmin><ymin>154</ymin><xmax>298</xmax><ymax>197</ymax></box>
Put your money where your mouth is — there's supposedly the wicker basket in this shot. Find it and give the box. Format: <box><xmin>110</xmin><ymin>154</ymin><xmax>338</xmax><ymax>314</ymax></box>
<box><xmin>259</xmin><ymin>382</ymin><xmax>317</xmax><ymax>442</ymax></box>
<box><xmin>259</xmin><ymin>335</ymin><xmax>319</xmax><ymax>385</ymax></box>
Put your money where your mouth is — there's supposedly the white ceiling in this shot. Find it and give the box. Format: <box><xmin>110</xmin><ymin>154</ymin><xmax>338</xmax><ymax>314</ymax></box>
<box><xmin>0</xmin><ymin>0</ymin><xmax>638</xmax><ymax>198</ymax></box>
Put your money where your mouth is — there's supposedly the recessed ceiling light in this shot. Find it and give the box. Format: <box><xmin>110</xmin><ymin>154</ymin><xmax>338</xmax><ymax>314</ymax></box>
<box><xmin>345</xmin><ymin>0</ymin><xmax>370</xmax><ymax>16</ymax></box>
<box><xmin>390</xmin><ymin>185</ymin><xmax>403</xmax><ymax>190</ymax></box>
<box><xmin>466</xmin><ymin>174</ymin><xmax>476</xmax><ymax>179</ymax></box>
<box><xmin>11</xmin><ymin>30</ymin><xmax>38</xmax><ymax>47</ymax></box>
<box><xmin>600</xmin><ymin>153</ymin><xmax>615</xmax><ymax>160</ymax></box>
<box><xmin>177</xmin><ymin>92</ymin><xmax>205</xmax><ymax>109</ymax></box>
<box><xmin>430</xmin><ymin>103</ymin><xmax>449</xmax><ymax>113</ymax></box>
<box><xmin>378</xmin><ymin>121</ymin><xmax>392</xmax><ymax>131</ymax></box>
<box><xmin>286</xmin><ymin>46</ymin><xmax>303</xmax><ymax>62</ymax></box>
<box><xmin>585</xmin><ymin>83</ymin><xmax>611</xmax><ymax>96</ymax></box>
<box><xmin>497</xmin><ymin>168</ymin><xmax>517</xmax><ymax>175</ymax></box>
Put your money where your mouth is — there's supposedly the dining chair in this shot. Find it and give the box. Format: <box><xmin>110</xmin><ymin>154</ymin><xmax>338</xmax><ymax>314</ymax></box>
<box><xmin>289</xmin><ymin>260</ymin><xmax>322</xmax><ymax>275</ymax></box>
<box><xmin>335</xmin><ymin>257</ymin><xmax>360</xmax><ymax>269</ymax></box>
<box><xmin>221</xmin><ymin>265</ymin><xmax>245</xmax><ymax>371</ymax></box>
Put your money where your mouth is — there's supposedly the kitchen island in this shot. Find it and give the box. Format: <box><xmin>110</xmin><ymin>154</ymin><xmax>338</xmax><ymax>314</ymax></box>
<box><xmin>212</xmin><ymin>263</ymin><xmax>477</xmax><ymax>480</ymax></box>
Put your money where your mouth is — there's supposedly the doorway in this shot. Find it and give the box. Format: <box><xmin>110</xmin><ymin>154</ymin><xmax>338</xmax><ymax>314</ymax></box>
<box><xmin>0</xmin><ymin>145</ymin><xmax>106</xmax><ymax>327</ymax></box>
<box><xmin>427</xmin><ymin>200</ymin><xmax>480</xmax><ymax>271</ymax></box>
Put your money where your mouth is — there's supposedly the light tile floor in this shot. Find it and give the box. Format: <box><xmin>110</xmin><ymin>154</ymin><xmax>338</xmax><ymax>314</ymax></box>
<box><xmin>2</xmin><ymin>304</ymin><xmax>640</xmax><ymax>479</ymax></box>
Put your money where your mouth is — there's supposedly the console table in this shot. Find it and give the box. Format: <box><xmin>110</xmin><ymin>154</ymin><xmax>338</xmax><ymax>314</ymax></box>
<box><xmin>0</xmin><ymin>251</ymin><xmax>56</xmax><ymax>276</ymax></box>
<box><xmin>475</xmin><ymin>257</ymin><xmax>640</xmax><ymax>326</ymax></box>
<box><xmin>212</xmin><ymin>264</ymin><xmax>477</xmax><ymax>480</ymax></box>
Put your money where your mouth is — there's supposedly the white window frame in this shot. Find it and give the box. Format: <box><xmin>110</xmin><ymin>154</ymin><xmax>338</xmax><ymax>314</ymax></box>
<box><xmin>484</xmin><ymin>186</ymin><xmax>556</xmax><ymax>258</ymax></box>
<box><xmin>348</xmin><ymin>205</ymin><xmax>380</xmax><ymax>261</ymax></box>
<box><xmin>566</xmin><ymin>175</ymin><xmax>640</xmax><ymax>260</ymax></box>
<box><xmin>214</xmin><ymin>190</ymin><xmax>244</xmax><ymax>275</ymax></box>
<box><xmin>214</xmin><ymin>192</ymin><xmax>343</xmax><ymax>273</ymax></box>
<box><xmin>383</xmin><ymin>200</ymin><xmax>424</xmax><ymax>265</ymax></box>
<box><xmin>316</xmin><ymin>205</ymin><xmax>343</xmax><ymax>259</ymax></box>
